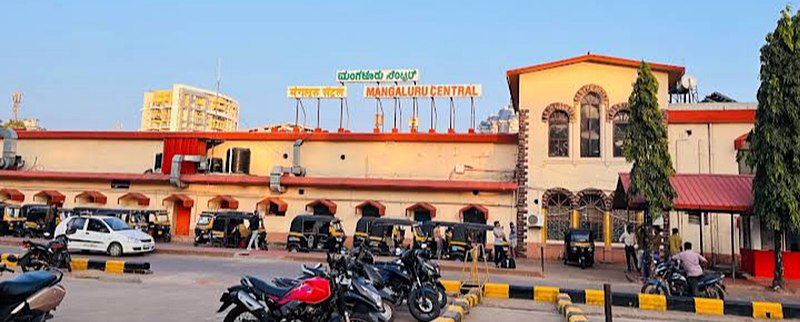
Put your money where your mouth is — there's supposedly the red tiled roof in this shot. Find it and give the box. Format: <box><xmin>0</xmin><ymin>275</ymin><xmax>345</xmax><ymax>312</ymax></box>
<box><xmin>257</xmin><ymin>197</ymin><xmax>288</xmax><ymax>213</ymax></box>
<box><xmin>74</xmin><ymin>190</ymin><xmax>107</xmax><ymax>204</ymax></box>
<box><xmin>208</xmin><ymin>195</ymin><xmax>239</xmax><ymax>210</ymax></box>
<box><xmin>356</xmin><ymin>200</ymin><xmax>386</xmax><ymax>216</ymax></box>
<box><xmin>735</xmin><ymin>132</ymin><xmax>750</xmax><ymax>150</ymax></box>
<box><xmin>406</xmin><ymin>202</ymin><xmax>437</xmax><ymax>218</ymax></box>
<box><xmin>306</xmin><ymin>199</ymin><xmax>337</xmax><ymax>215</ymax></box>
<box><xmin>34</xmin><ymin>190</ymin><xmax>66</xmax><ymax>204</ymax></box>
<box><xmin>617</xmin><ymin>173</ymin><xmax>753</xmax><ymax>213</ymax></box>
<box><xmin>459</xmin><ymin>204</ymin><xmax>489</xmax><ymax>221</ymax></box>
<box><xmin>117</xmin><ymin>192</ymin><xmax>150</xmax><ymax>207</ymax></box>
<box><xmin>0</xmin><ymin>188</ymin><xmax>24</xmax><ymax>202</ymax></box>
<box><xmin>163</xmin><ymin>194</ymin><xmax>194</xmax><ymax>207</ymax></box>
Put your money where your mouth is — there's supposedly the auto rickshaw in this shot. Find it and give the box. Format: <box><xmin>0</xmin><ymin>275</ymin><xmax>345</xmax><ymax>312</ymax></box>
<box><xmin>353</xmin><ymin>217</ymin><xmax>379</xmax><ymax>247</ymax></box>
<box><xmin>193</xmin><ymin>211</ymin><xmax>216</xmax><ymax>246</ymax></box>
<box><xmin>20</xmin><ymin>204</ymin><xmax>52</xmax><ymax>238</ymax></box>
<box><xmin>366</xmin><ymin>218</ymin><xmax>414</xmax><ymax>256</ymax></box>
<box><xmin>55</xmin><ymin>208</ymin><xmax>74</xmax><ymax>227</ymax></box>
<box><xmin>72</xmin><ymin>207</ymin><xmax>101</xmax><ymax>216</ymax></box>
<box><xmin>0</xmin><ymin>203</ymin><xmax>23</xmax><ymax>236</ymax></box>
<box><xmin>286</xmin><ymin>214</ymin><xmax>345</xmax><ymax>253</ymax></box>
<box><xmin>93</xmin><ymin>209</ymin><xmax>148</xmax><ymax>232</ymax></box>
<box><xmin>209</xmin><ymin>211</ymin><xmax>253</xmax><ymax>248</ymax></box>
<box><xmin>563</xmin><ymin>228</ymin><xmax>595</xmax><ymax>269</ymax></box>
<box><xmin>138</xmin><ymin>210</ymin><xmax>171</xmax><ymax>242</ymax></box>
<box><xmin>421</xmin><ymin>221</ymin><xmax>492</xmax><ymax>261</ymax></box>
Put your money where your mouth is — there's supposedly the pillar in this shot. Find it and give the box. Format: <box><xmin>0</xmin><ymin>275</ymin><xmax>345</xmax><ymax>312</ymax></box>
<box><xmin>571</xmin><ymin>209</ymin><xmax>580</xmax><ymax>229</ymax></box>
<box><xmin>635</xmin><ymin>210</ymin><xmax>644</xmax><ymax>225</ymax></box>
<box><xmin>541</xmin><ymin>208</ymin><xmax>548</xmax><ymax>243</ymax></box>
<box><xmin>604</xmin><ymin>210</ymin><xmax>612</xmax><ymax>262</ymax></box>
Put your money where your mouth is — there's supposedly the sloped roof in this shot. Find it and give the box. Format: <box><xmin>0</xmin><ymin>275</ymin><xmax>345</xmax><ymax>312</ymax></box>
<box><xmin>616</xmin><ymin>173</ymin><xmax>753</xmax><ymax>213</ymax></box>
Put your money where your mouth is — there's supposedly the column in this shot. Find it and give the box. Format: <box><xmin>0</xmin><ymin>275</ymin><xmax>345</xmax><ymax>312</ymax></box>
<box><xmin>604</xmin><ymin>210</ymin><xmax>612</xmax><ymax>262</ymax></box>
<box><xmin>572</xmin><ymin>209</ymin><xmax>580</xmax><ymax>229</ymax></box>
<box><xmin>541</xmin><ymin>208</ymin><xmax>548</xmax><ymax>243</ymax></box>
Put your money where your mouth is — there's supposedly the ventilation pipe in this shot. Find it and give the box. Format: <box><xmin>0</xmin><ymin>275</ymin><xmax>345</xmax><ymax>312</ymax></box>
<box><xmin>170</xmin><ymin>154</ymin><xmax>207</xmax><ymax>189</ymax></box>
<box><xmin>270</xmin><ymin>139</ymin><xmax>306</xmax><ymax>192</ymax></box>
<box><xmin>0</xmin><ymin>128</ymin><xmax>21</xmax><ymax>170</ymax></box>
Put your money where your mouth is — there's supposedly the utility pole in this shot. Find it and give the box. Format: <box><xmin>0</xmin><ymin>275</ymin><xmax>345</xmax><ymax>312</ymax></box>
<box><xmin>11</xmin><ymin>92</ymin><xmax>22</xmax><ymax>121</ymax></box>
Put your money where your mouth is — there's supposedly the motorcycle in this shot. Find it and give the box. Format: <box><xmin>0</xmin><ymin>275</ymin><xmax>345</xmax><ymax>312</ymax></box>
<box><xmin>218</xmin><ymin>253</ymin><xmax>389</xmax><ymax>322</ymax></box>
<box><xmin>354</xmin><ymin>245</ymin><xmax>445</xmax><ymax>322</ymax></box>
<box><xmin>641</xmin><ymin>260</ymin><xmax>726</xmax><ymax>299</ymax></box>
<box><xmin>0</xmin><ymin>255</ymin><xmax>68</xmax><ymax>322</ymax></box>
<box><xmin>18</xmin><ymin>238</ymin><xmax>72</xmax><ymax>273</ymax></box>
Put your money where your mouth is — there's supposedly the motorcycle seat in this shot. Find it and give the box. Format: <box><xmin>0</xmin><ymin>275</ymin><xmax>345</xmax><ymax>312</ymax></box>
<box><xmin>0</xmin><ymin>271</ymin><xmax>57</xmax><ymax>303</ymax></box>
<box><xmin>272</xmin><ymin>277</ymin><xmax>301</xmax><ymax>288</ymax></box>
<box><xmin>697</xmin><ymin>274</ymin><xmax>721</xmax><ymax>286</ymax></box>
<box><xmin>246</xmin><ymin>276</ymin><xmax>293</xmax><ymax>297</ymax></box>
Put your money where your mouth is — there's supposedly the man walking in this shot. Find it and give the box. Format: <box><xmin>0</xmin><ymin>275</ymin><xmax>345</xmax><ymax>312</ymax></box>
<box><xmin>620</xmin><ymin>224</ymin><xmax>638</xmax><ymax>272</ymax></box>
<box><xmin>247</xmin><ymin>211</ymin><xmax>261</xmax><ymax>251</ymax></box>
<box><xmin>672</xmin><ymin>242</ymin><xmax>707</xmax><ymax>296</ymax></box>
<box><xmin>492</xmin><ymin>221</ymin><xmax>506</xmax><ymax>267</ymax></box>
<box><xmin>669</xmin><ymin>228</ymin><xmax>682</xmax><ymax>256</ymax></box>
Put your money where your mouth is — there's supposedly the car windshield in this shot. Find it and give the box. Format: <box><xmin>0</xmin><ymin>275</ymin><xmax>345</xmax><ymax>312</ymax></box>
<box><xmin>102</xmin><ymin>217</ymin><xmax>132</xmax><ymax>231</ymax></box>
<box><xmin>198</xmin><ymin>215</ymin><xmax>211</xmax><ymax>225</ymax></box>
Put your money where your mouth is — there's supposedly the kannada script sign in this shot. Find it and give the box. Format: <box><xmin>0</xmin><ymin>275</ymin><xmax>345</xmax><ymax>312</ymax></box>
<box><xmin>336</xmin><ymin>69</ymin><xmax>419</xmax><ymax>83</ymax></box>
<box><xmin>363</xmin><ymin>84</ymin><xmax>482</xmax><ymax>98</ymax></box>
<box><xmin>287</xmin><ymin>86</ymin><xmax>347</xmax><ymax>99</ymax></box>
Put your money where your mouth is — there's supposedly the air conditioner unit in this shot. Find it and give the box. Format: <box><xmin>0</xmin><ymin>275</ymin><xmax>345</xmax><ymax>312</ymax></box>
<box><xmin>527</xmin><ymin>214</ymin><xmax>544</xmax><ymax>228</ymax></box>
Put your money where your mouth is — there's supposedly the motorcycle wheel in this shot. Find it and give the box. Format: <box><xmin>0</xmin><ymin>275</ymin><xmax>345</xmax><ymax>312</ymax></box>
<box><xmin>434</xmin><ymin>283</ymin><xmax>448</xmax><ymax>309</ymax></box>
<box><xmin>348</xmin><ymin>313</ymin><xmax>377</xmax><ymax>322</ymax></box>
<box><xmin>640</xmin><ymin>283</ymin><xmax>666</xmax><ymax>295</ymax></box>
<box><xmin>19</xmin><ymin>252</ymin><xmax>49</xmax><ymax>272</ymax></box>
<box><xmin>223</xmin><ymin>305</ymin><xmax>264</xmax><ymax>322</ymax></box>
<box><xmin>407</xmin><ymin>287</ymin><xmax>442</xmax><ymax>322</ymax></box>
<box><xmin>704</xmin><ymin>285</ymin><xmax>726</xmax><ymax>300</ymax></box>
<box><xmin>381</xmin><ymin>301</ymin><xmax>396</xmax><ymax>322</ymax></box>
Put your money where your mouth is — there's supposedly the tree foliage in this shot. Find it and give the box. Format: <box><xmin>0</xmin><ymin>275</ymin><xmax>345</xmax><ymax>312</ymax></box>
<box><xmin>748</xmin><ymin>7</ymin><xmax>800</xmax><ymax>233</ymax></box>
<box><xmin>623</xmin><ymin>62</ymin><xmax>676</xmax><ymax>219</ymax></box>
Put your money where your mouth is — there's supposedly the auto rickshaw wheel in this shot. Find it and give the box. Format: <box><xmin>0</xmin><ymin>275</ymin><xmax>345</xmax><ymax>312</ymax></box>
<box><xmin>163</xmin><ymin>234</ymin><xmax>171</xmax><ymax>243</ymax></box>
<box><xmin>288</xmin><ymin>245</ymin><xmax>299</xmax><ymax>253</ymax></box>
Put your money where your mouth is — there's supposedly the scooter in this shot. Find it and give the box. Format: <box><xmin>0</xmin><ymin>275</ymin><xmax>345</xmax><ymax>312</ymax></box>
<box><xmin>0</xmin><ymin>255</ymin><xmax>68</xmax><ymax>322</ymax></box>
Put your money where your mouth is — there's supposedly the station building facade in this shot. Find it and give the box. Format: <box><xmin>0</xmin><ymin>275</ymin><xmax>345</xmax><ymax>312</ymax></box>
<box><xmin>0</xmin><ymin>54</ymin><xmax>758</xmax><ymax>266</ymax></box>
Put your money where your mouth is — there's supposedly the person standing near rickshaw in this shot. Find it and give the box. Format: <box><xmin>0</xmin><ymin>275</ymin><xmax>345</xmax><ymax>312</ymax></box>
<box><xmin>246</xmin><ymin>211</ymin><xmax>261</xmax><ymax>251</ymax></box>
<box><xmin>433</xmin><ymin>227</ymin><xmax>443</xmax><ymax>259</ymax></box>
<box><xmin>669</xmin><ymin>228</ymin><xmax>682</xmax><ymax>256</ymax></box>
<box><xmin>620</xmin><ymin>224</ymin><xmax>638</xmax><ymax>272</ymax></box>
<box><xmin>492</xmin><ymin>221</ymin><xmax>506</xmax><ymax>266</ymax></box>
<box><xmin>45</xmin><ymin>204</ymin><xmax>58</xmax><ymax>237</ymax></box>
<box><xmin>508</xmin><ymin>222</ymin><xmax>517</xmax><ymax>258</ymax></box>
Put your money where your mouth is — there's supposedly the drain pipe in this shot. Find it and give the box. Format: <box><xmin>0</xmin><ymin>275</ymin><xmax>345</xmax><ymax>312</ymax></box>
<box><xmin>170</xmin><ymin>154</ymin><xmax>207</xmax><ymax>189</ymax></box>
<box><xmin>0</xmin><ymin>128</ymin><xmax>20</xmax><ymax>170</ymax></box>
<box><xmin>270</xmin><ymin>139</ymin><xmax>306</xmax><ymax>192</ymax></box>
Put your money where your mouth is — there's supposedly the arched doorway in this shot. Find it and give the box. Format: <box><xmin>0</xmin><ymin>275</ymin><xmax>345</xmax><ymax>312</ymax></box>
<box><xmin>208</xmin><ymin>195</ymin><xmax>239</xmax><ymax>210</ymax></box>
<box><xmin>543</xmin><ymin>188</ymin><xmax>573</xmax><ymax>241</ymax></box>
<box><xmin>577</xmin><ymin>189</ymin><xmax>607</xmax><ymax>242</ymax></box>
<box><xmin>163</xmin><ymin>194</ymin><xmax>194</xmax><ymax>236</ymax></box>
<box><xmin>306</xmin><ymin>199</ymin><xmax>337</xmax><ymax>216</ymax></box>
<box><xmin>356</xmin><ymin>200</ymin><xmax>385</xmax><ymax>218</ymax></box>
<box><xmin>459</xmin><ymin>204</ymin><xmax>488</xmax><ymax>224</ymax></box>
<box><xmin>406</xmin><ymin>202</ymin><xmax>436</xmax><ymax>223</ymax></box>
<box><xmin>33</xmin><ymin>190</ymin><xmax>65</xmax><ymax>207</ymax></box>
<box><xmin>258</xmin><ymin>197</ymin><xmax>287</xmax><ymax>216</ymax></box>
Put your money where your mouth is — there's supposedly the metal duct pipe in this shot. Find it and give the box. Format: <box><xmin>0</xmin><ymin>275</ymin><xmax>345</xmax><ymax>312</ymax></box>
<box><xmin>291</xmin><ymin>139</ymin><xmax>306</xmax><ymax>176</ymax></box>
<box><xmin>170</xmin><ymin>154</ymin><xmax>207</xmax><ymax>189</ymax></box>
<box><xmin>0</xmin><ymin>128</ymin><xmax>19</xmax><ymax>170</ymax></box>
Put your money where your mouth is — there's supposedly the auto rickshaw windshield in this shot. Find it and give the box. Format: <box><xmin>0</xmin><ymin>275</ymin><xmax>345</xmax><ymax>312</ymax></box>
<box><xmin>572</xmin><ymin>232</ymin><xmax>591</xmax><ymax>242</ymax></box>
<box><xmin>331</xmin><ymin>220</ymin><xmax>343</xmax><ymax>232</ymax></box>
<box><xmin>5</xmin><ymin>207</ymin><xmax>20</xmax><ymax>218</ymax></box>
<box><xmin>156</xmin><ymin>214</ymin><xmax>169</xmax><ymax>223</ymax></box>
<box><xmin>197</xmin><ymin>215</ymin><xmax>212</xmax><ymax>225</ymax></box>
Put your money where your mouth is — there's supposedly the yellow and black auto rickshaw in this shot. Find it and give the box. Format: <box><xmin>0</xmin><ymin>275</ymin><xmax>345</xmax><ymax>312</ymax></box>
<box><xmin>193</xmin><ymin>211</ymin><xmax>216</xmax><ymax>246</ymax></box>
<box><xmin>563</xmin><ymin>228</ymin><xmax>595</xmax><ymax>269</ymax></box>
<box><xmin>366</xmin><ymin>218</ymin><xmax>414</xmax><ymax>256</ymax></box>
<box><xmin>55</xmin><ymin>208</ymin><xmax>74</xmax><ymax>227</ymax></box>
<box><xmin>420</xmin><ymin>221</ymin><xmax>493</xmax><ymax>261</ymax></box>
<box><xmin>209</xmin><ymin>211</ymin><xmax>253</xmax><ymax>248</ymax></box>
<box><xmin>94</xmin><ymin>209</ymin><xmax>148</xmax><ymax>232</ymax></box>
<box><xmin>138</xmin><ymin>210</ymin><xmax>171</xmax><ymax>242</ymax></box>
<box><xmin>286</xmin><ymin>214</ymin><xmax>345</xmax><ymax>253</ymax></box>
<box><xmin>0</xmin><ymin>203</ymin><xmax>23</xmax><ymax>236</ymax></box>
<box><xmin>353</xmin><ymin>217</ymin><xmax>379</xmax><ymax>247</ymax></box>
<box><xmin>20</xmin><ymin>204</ymin><xmax>53</xmax><ymax>238</ymax></box>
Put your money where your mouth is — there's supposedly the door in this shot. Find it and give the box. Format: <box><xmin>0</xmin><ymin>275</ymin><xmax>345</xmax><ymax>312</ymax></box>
<box><xmin>66</xmin><ymin>217</ymin><xmax>88</xmax><ymax>251</ymax></box>
<box><xmin>414</xmin><ymin>210</ymin><xmax>432</xmax><ymax>223</ymax></box>
<box><xmin>85</xmin><ymin>218</ymin><xmax>112</xmax><ymax>251</ymax></box>
<box><xmin>175</xmin><ymin>205</ymin><xmax>191</xmax><ymax>236</ymax></box>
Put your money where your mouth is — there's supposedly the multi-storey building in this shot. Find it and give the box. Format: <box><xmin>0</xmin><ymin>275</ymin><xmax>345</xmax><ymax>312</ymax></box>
<box><xmin>140</xmin><ymin>84</ymin><xmax>239</xmax><ymax>132</ymax></box>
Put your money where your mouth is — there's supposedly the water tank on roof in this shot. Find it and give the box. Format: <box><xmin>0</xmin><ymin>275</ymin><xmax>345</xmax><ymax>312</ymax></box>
<box><xmin>225</xmin><ymin>148</ymin><xmax>251</xmax><ymax>174</ymax></box>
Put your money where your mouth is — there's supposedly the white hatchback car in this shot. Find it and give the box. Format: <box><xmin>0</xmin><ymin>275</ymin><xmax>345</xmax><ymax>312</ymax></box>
<box><xmin>54</xmin><ymin>215</ymin><xmax>156</xmax><ymax>257</ymax></box>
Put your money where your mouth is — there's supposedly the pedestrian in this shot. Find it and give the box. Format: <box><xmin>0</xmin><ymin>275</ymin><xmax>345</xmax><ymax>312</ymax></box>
<box><xmin>672</xmin><ymin>242</ymin><xmax>707</xmax><ymax>296</ymax></box>
<box><xmin>492</xmin><ymin>221</ymin><xmax>506</xmax><ymax>267</ymax></box>
<box><xmin>508</xmin><ymin>222</ymin><xmax>517</xmax><ymax>258</ymax></box>
<box><xmin>620</xmin><ymin>224</ymin><xmax>638</xmax><ymax>272</ymax></box>
<box><xmin>669</xmin><ymin>228</ymin><xmax>682</xmax><ymax>256</ymax></box>
<box><xmin>434</xmin><ymin>227</ymin><xmax>443</xmax><ymax>259</ymax></box>
<box><xmin>246</xmin><ymin>211</ymin><xmax>261</xmax><ymax>251</ymax></box>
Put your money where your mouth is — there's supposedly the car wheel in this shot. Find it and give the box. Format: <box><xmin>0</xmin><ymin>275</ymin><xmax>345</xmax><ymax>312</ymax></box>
<box><xmin>107</xmin><ymin>242</ymin><xmax>123</xmax><ymax>257</ymax></box>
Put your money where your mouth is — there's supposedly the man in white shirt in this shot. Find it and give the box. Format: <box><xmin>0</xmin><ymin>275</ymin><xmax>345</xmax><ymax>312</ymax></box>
<box><xmin>492</xmin><ymin>221</ymin><xmax>506</xmax><ymax>267</ymax></box>
<box><xmin>619</xmin><ymin>224</ymin><xmax>638</xmax><ymax>272</ymax></box>
<box><xmin>672</xmin><ymin>242</ymin><xmax>707</xmax><ymax>296</ymax></box>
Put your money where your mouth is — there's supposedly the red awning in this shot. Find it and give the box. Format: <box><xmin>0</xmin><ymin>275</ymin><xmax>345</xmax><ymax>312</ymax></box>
<box><xmin>356</xmin><ymin>200</ymin><xmax>386</xmax><ymax>216</ymax></box>
<box><xmin>117</xmin><ymin>192</ymin><xmax>150</xmax><ymax>207</ymax></box>
<box><xmin>208</xmin><ymin>195</ymin><xmax>239</xmax><ymax>210</ymax></box>
<box><xmin>459</xmin><ymin>204</ymin><xmax>489</xmax><ymax>220</ymax></box>
<box><xmin>33</xmin><ymin>190</ymin><xmax>66</xmax><ymax>204</ymax></box>
<box><xmin>74</xmin><ymin>191</ymin><xmax>108</xmax><ymax>204</ymax></box>
<box><xmin>306</xmin><ymin>199</ymin><xmax>337</xmax><ymax>215</ymax></box>
<box><xmin>163</xmin><ymin>194</ymin><xmax>194</xmax><ymax>207</ymax></box>
<box><xmin>0</xmin><ymin>188</ymin><xmax>24</xmax><ymax>202</ymax></box>
<box><xmin>617</xmin><ymin>173</ymin><xmax>753</xmax><ymax>213</ymax></box>
<box><xmin>406</xmin><ymin>202</ymin><xmax>437</xmax><ymax>218</ymax></box>
<box><xmin>734</xmin><ymin>132</ymin><xmax>749</xmax><ymax>150</ymax></box>
<box><xmin>257</xmin><ymin>197</ymin><xmax>288</xmax><ymax>213</ymax></box>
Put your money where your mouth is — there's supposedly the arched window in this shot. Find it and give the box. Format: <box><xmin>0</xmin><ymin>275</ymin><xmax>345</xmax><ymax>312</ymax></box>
<box><xmin>580</xmin><ymin>93</ymin><xmax>601</xmax><ymax>158</ymax></box>
<box><xmin>548</xmin><ymin>111</ymin><xmax>569</xmax><ymax>157</ymax></box>
<box><xmin>578</xmin><ymin>192</ymin><xmax>605</xmax><ymax>241</ymax></box>
<box><xmin>545</xmin><ymin>190</ymin><xmax>572</xmax><ymax>241</ymax></box>
<box><xmin>612</xmin><ymin>110</ymin><xmax>630</xmax><ymax>158</ymax></box>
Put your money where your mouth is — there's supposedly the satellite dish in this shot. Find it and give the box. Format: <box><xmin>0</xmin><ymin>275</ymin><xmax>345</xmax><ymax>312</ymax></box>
<box><xmin>679</xmin><ymin>75</ymin><xmax>698</xmax><ymax>91</ymax></box>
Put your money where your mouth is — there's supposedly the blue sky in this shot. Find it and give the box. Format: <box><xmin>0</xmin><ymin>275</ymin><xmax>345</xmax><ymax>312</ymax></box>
<box><xmin>0</xmin><ymin>1</ymin><xmax>790</xmax><ymax>131</ymax></box>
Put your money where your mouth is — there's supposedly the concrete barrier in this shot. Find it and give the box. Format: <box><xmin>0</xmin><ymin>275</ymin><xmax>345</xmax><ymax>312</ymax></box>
<box><xmin>440</xmin><ymin>280</ymin><xmax>800</xmax><ymax>320</ymax></box>
<box><xmin>434</xmin><ymin>286</ymin><xmax>483</xmax><ymax>322</ymax></box>
<box><xmin>1</xmin><ymin>253</ymin><xmax>151</xmax><ymax>274</ymax></box>
<box><xmin>557</xmin><ymin>292</ymin><xmax>589</xmax><ymax>322</ymax></box>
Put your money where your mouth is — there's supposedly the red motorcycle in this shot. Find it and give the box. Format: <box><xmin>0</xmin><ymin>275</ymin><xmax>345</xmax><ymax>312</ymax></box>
<box><xmin>217</xmin><ymin>254</ymin><xmax>388</xmax><ymax>322</ymax></box>
<box><xmin>18</xmin><ymin>238</ymin><xmax>72</xmax><ymax>273</ymax></box>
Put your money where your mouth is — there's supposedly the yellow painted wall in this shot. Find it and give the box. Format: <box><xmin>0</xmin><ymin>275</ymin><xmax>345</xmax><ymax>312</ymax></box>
<box><xmin>17</xmin><ymin>139</ymin><xmax>163</xmax><ymax>173</ymax></box>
